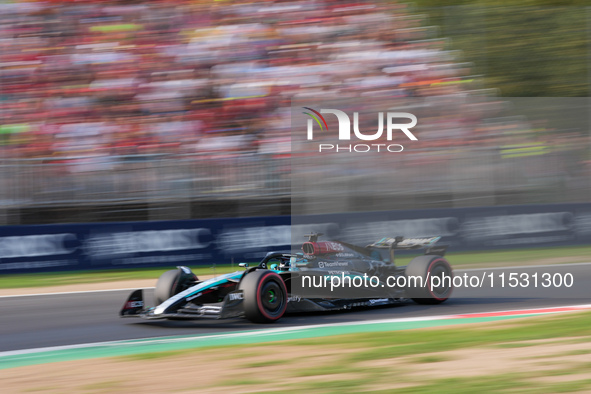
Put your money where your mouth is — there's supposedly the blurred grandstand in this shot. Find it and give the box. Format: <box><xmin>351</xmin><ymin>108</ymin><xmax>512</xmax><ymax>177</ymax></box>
<box><xmin>0</xmin><ymin>0</ymin><xmax>589</xmax><ymax>224</ymax></box>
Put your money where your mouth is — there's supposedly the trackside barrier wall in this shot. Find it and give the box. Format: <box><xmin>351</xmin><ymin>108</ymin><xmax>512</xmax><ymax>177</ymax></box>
<box><xmin>1</xmin><ymin>203</ymin><xmax>591</xmax><ymax>273</ymax></box>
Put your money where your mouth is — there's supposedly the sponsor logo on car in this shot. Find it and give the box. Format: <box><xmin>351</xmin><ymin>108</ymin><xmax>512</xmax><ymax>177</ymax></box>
<box><xmin>318</xmin><ymin>261</ymin><xmax>349</xmax><ymax>268</ymax></box>
<box><xmin>126</xmin><ymin>301</ymin><xmax>143</xmax><ymax>308</ymax></box>
<box><xmin>325</xmin><ymin>242</ymin><xmax>345</xmax><ymax>251</ymax></box>
<box><xmin>368</xmin><ymin>298</ymin><xmax>389</xmax><ymax>305</ymax></box>
<box><xmin>288</xmin><ymin>295</ymin><xmax>301</xmax><ymax>302</ymax></box>
<box><xmin>186</xmin><ymin>292</ymin><xmax>202</xmax><ymax>301</ymax></box>
<box><xmin>227</xmin><ymin>292</ymin><xmax>244</xmax><ymax>301</ymax></box>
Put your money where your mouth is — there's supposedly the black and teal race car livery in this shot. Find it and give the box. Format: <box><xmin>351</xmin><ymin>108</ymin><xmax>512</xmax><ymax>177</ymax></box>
<box><xmin>120</xmin><ymin>233</ymin><xmax>453</xmax><ymax>323</ymax></box>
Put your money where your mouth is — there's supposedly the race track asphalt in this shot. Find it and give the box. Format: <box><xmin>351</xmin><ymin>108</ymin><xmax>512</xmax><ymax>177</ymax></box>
<box><xmin>1</xmin><ymin>264</ymin><xmax>590</xmax><ymax>352</ymax></box>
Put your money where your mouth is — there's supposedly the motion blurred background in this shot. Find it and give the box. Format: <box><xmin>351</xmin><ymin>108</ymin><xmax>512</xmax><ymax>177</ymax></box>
<box><xmin>1</xmin><ymin>0</ymin><xmax>590</xmax><ymax>225</ymax></box>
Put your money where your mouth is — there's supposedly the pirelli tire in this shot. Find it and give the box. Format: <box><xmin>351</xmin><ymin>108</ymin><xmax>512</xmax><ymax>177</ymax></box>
<box><xmin>154</xmin><ymin>268</ymin><xmax>197</xmax><ymax>305</ymax></box>
<box><xmin>405</xmin><ymin>255</ymin><xmax>453</xmax><ymax>304</ymax></box>
<box><xmin>239</xmin><ymin>270</ymin><xmax>287</xmax><ymax>323</ymax></box>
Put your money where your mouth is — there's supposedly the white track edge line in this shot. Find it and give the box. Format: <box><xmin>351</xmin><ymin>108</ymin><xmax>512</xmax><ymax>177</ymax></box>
<box><xmin>1</xmin><ymin>303</ymin><xmax>590</xmax><ymax>359</ymax></box>
<box><xmin>458</xmin><ymin>262</ymin><xmax>591</xmax><ymax>272</ymax></box>
<box><xmin>0</xmin><ymin>287</ymin><xmax>155</xmax><ymax>298</ymax></box>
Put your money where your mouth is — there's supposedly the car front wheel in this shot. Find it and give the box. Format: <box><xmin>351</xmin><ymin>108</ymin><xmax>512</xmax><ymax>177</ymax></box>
<box><xmin>239</xmin><ymin>270</ymin><xmax>287</xmax><ymax>323</ymax></box>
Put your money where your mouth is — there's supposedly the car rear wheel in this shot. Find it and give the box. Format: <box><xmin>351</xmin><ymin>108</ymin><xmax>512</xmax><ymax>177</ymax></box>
<box><xmin>239</xmin><ymin>270</ymin><xmax>287</xmax><ymax>323</ymax></box>
<box><xmin>405</xmin><ymin>255</ymin><xmax>453</xmax><ymax>304</ymax></box>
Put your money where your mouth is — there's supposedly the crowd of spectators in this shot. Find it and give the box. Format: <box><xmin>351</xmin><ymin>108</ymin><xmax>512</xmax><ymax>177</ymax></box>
<box><xmin>1</xmin><ymin>0</ymin><xmax>479</xmax><ymax>164</ymax></box>
<box><xmin>3</xmin><ymin>0</ymin><xmax>589</xmax><ymax>213</ymax></box>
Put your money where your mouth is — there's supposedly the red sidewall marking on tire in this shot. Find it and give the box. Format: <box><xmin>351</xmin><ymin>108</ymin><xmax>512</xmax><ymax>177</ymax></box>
<box><xmin>256</xmin><ymin>272</ymin><xmax>287</xmax><ymax>321</ymax></box>
<box><xmin>427</xmin><ymin>258</ymin><xmax>453</xmax><ymax>301</ymax></box>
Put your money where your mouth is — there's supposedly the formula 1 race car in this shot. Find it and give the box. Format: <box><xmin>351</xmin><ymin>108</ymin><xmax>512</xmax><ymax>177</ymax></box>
<box><xmin>120</xmin><ymin>233</ymin><xmax>453</xmax><ymax>323</ymax></box>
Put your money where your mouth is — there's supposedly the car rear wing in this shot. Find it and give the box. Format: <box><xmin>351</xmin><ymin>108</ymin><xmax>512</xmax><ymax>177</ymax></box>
<box><xmin>367</xmin><ymin>236</ymin><xmax>441</xmax><ymax>250</ymax></box>
<box><xmin>367</xmin><ymin>236</ymin><xmax>447</xmax><ymax>262</ymax></box>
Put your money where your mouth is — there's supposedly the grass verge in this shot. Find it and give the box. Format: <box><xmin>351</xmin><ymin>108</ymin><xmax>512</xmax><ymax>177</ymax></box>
<box><xmin>5</xmin><ymin>310</ymin><xmax>591</xmax><ymax>393</ymax></box>
<box><xmin>0</xmin><ymin>265</ymin><xmax>236</xmax><ymax>289</ymax></box>
<box><xmin>124</xmin><ymin>310</ymin><xmax>591</xmax><ymax>392</ymax></box>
